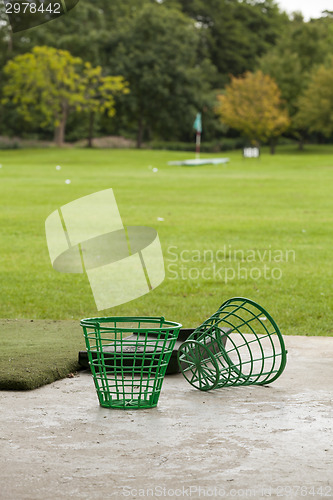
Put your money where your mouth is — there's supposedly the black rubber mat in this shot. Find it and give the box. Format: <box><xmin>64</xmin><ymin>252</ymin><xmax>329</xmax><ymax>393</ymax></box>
<box><xmin>78</xmin><ymin>328</ymin><xmax>230</xmax><ymax>375</ymax></box>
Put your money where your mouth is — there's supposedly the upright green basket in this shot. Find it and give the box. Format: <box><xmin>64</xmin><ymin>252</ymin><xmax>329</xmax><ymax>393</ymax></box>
<box><xmin>178</xmin><ymin>297</ymin><xmax>287</xmax><ymax>391</ymax></box>
<box><xmin>81</xmin><ymin>316</ymin><xmax>181</xmax><ymax>409</ymax></box>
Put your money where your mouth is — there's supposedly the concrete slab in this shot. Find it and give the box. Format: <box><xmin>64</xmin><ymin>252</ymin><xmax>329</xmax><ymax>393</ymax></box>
<box><xmin>0</xmin><ymin>335</ymin><xmax>332</xmax><ymax>500</ymax></box>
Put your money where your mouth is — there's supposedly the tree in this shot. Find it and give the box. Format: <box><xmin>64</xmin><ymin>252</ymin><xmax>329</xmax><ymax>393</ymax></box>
<box><xmin>259</xmin><ymin>16</ymin><xmax>333</xmax><ymax>148</ymax></box>
<box><xmin>295</xmin><ymin>61</ymin><xmax>333</xmax><ymax>138</ymax></box>
<box><xmin>1</xmin><ymin>0</ymin><xmax>290</xmax><ymax>143</ymax></box>
<box><xmin>260</xmin><ymin>49</ymin><xmax>304</xmax><ymax>118</ymax></box>
<box><xmin>8</xmin><ymin>0</ymin><xmax>155</xmax><ymax>67</ymax></box>
<box><xmin>3</xmin><ymin>46</ymin><xmax>82</xmax><ymax>146</ymax></box>
<box><xmin>21</xmin><ymin>0</ymin><xmax>109</xmax><ymax>65</ymax></box>
<box><xmin>2</xmin><ymin>46</ymin><xmax>127</xmax><ymax>146</ymax></box>
<box><xmin>216</xmin><ymin>71</ymin><xmax>290</xmax><ymax>153</ymax></box>
<box><xmin>79</xmin><ymin>63</ymin><xmax>129</xmax><ymax>147</ymax></box>
<box><xmin>163</xmin><ymin>0</ymin><xmax>289</xmax><ymax>87</ymax></box>
<box><xmin>106</xmin><ymin>3</ymin><xmax>215</xmax><ymax>147</ymax></box>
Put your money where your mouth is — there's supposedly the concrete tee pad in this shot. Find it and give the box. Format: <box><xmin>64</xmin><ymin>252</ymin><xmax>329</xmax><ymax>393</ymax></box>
<box><xmin>0</xmin><ymin>335</ymin><xmax>332</xmax><ymax>499</ymax></box>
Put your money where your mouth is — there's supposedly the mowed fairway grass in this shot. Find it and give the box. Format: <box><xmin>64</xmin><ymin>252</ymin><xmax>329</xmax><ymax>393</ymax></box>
<box><xmin>0</xmin><ymin>145</ymin><xmax>332</xmax><ymax>388</ymax></box>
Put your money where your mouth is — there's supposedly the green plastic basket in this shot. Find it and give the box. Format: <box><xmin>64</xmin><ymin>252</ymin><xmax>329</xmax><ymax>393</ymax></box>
<box><xmin>178</xmin><ymin>297</ymin><xmax>287</xmax><ymax>391</ymax></box>
<box><xmin>81</xmin><ymin>316</ymin><xmax>181</xmax><ymax>409</ymax></box>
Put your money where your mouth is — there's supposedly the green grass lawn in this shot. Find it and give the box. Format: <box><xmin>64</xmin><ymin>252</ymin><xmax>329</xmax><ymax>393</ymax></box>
<box><xmin>0</xmin><ymin>145</ymin><xmax>332</xmax><ymax>389</ymax></box>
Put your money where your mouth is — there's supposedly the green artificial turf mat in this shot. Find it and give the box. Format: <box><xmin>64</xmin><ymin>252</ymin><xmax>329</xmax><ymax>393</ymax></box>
<box><xmin>0</xmin><ymin>319</ymin><xmax>84</xmax><ymax>390</ymax></box>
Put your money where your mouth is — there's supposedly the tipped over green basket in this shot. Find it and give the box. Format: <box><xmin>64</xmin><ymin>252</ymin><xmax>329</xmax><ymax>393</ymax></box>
<box><xmin>81</xmin><ymin>316</ymin><xmax>181</xmax><ymax>409</ymax></box>
<box><xmin>178</xmin><ymin>297</ymin><xmax>287</xmax><ymax>391</ymax></box>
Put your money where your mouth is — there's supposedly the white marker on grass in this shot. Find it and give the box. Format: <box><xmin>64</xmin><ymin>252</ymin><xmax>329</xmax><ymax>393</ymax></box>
<box><xmin>65</xmin><ymin>179</ymin><xmax>71</xmax><ymax>184</ymax></box>
<box><xmin>56</xmin><ymin>165</ymin><xmax>61</xmax><ymax>171</ymax></box>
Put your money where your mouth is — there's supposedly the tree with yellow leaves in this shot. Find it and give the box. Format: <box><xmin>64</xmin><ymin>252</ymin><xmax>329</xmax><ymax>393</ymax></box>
<box><xmin>3</xmin><ymin>46</ymin><xmax>129</xmax><ymax>147</ymax></box>
<box><xmin>79</xmin><ymin>63</ymin><xmax>129</xmax><ymax>147</ymax></box>
<box><xmin>216</xmin><ymin>71</ymin><xmax>290</xmax><ymax>154</ymax></box>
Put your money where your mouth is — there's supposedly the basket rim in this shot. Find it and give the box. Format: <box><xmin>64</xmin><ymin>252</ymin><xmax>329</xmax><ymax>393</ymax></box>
<box><xmin>80</xmin><ymin>316</ymin><xmax>182</xmax><ymax>331</ymax></box>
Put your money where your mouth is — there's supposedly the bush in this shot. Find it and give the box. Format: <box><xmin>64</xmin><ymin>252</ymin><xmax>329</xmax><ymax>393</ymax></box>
<box><xmin>0</xmin><ymin>138</ymin><xmax>21</xmax><ymax>149</ymax></box>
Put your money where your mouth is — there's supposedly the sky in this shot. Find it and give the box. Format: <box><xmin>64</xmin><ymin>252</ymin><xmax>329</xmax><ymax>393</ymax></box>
<box><xmin>276</xmin><ymin>0</ymin><xmax>332</xmax><ymax>20</ymax></box>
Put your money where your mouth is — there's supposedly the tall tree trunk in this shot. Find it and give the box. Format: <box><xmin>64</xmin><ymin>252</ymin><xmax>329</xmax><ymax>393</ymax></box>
<box><xmin>87</xmin><ymin>111</ymin><xmax>95</xmax><ymax>148</ymax></box>
<box><xmin>137</xmin><ymin>116</ymin><xmax>144</xmax><ymax>148</ymax></box>
<box><xmin>298</xmin><ymin>137</ymin><xmax>304</xmax><ymax>151</ymax></box>
<box><xmin>269</xmin><ymin>138</ymin><xmax>276</xmax><ymax>155</ymax></box>
<box><xmin>8</xmin><ymin>28</ymin><xmax>13</xmax><ymax>54</ymax></box>
<box><xmin>54</xmin><ymin>107</ymin><xmax>68</xmax><ymax>147</ymax></box>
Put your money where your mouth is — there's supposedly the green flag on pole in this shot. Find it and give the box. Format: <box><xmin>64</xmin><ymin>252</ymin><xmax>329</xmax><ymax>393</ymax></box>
<box><xmin>193</xmin><ymin>113</ymin><xmax>202</xmax><ymax>134</ymax></box>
